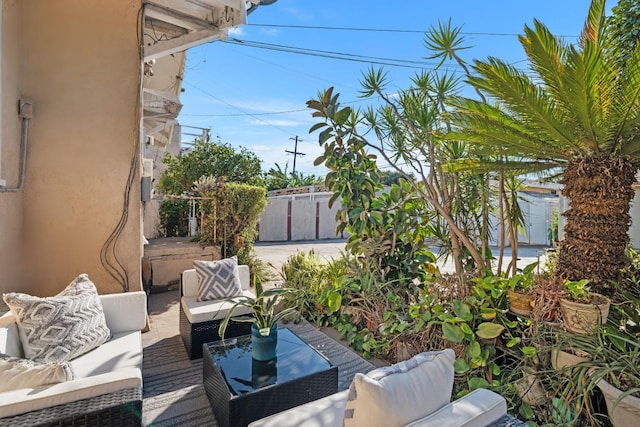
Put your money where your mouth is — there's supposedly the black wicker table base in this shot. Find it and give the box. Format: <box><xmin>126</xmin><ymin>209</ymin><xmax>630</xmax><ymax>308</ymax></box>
<box><xmin>179</xmin><ymin>303</ymin><xmax>252</xmax><ymax>359</ymax></box>
<box><xmin>203</xmin><ymin>328</ymin><xmax>339</xmax><ymax>427</ymax></box>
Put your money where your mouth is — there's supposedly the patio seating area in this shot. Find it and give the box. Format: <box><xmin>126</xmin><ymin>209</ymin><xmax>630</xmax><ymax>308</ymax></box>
<box><xmin>142</xmin><ymin>287</ymin><xmax>379</xmax><ymax>426</ymax></box>
<box><xmin>0</xmin><ymin>280</ymin><xmax>529</xmax><ymax>426</ymax></box>
<box><xmin>142</xmin><ymin>287</ymin><xmax>529</xmax><ymax>427</ymax></box>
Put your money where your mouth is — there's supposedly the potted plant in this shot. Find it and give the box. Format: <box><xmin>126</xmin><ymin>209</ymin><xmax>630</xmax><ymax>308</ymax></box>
<box><xmin>219</xmin><ymin>277</ymin><xmax>296</xmax><ymax>361</ymax></box>
<box><xmin>550</xmin><ymin>331</ymin><xmax>591</xmax><ymax>373</ymax></box>
<box><xmin>567</xmin><ymin>326</ymin><xmax>640</xmax><ymax>427</ymax></box>
<box><xmin>559</xmin><ymin>279</ymin><xmax>610</xmax><ymax>334</ymax></box>
<box><xmin>513</xmin><ymin>344</ymin><xmax>546</xmax><ymax>407</ymax></box>
<box><xmin>506</xmin><ymin>262</ymin><xmax>539</xmax><ymax>316</ymax></box>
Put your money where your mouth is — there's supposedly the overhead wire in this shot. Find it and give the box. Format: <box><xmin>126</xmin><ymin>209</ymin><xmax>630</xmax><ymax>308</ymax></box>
<box><xmin>223</xmin><ymin>38</ymin><xmax>466</xmax><ymax>71</ymax></box>
<box><xmin>180</xmin><ymin>22</ymin><xmax>579</xmax><ymax>170</ymax></box>
<box><xmin>246</xmin><ymin>23</ymin><xmax>578</xmax><ymax>39</ymax></box>
<box><xmin>183</xmin><ymin>81</ymin><xmax>300</xmax><ymax>137</ymax></box>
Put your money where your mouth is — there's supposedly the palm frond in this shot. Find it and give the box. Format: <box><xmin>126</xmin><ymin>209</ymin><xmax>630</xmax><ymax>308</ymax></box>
<box><xmin>449</xmin><ymin>97</ymin><xmax>576</xmax><ymax>160</ymax></box>
<box><xmin>613</xmin><ymin>45</ymin><xmax>640</xmax><ymax>151</ymax></box>
<box><xmin>519</xmin><ymin>19</ymin><xmax>569</xmax><ymax>102</ymax></box>
<box><xmin>619</xmin><ymin>135</ymin><xmax>640</xmax><ymax>159</ymax></box>
<box><xmin>446</xmin><ymin>158</ymin><xmax>559</xmax><ymax>176</ymax></box>
<box><xmin>563</xmin><ymin>44</ymin><xmax>602</xmax><ymax>149</ymax></box>
<box><xmin>469</xmin><ymin>58</ymin><xmax>580</xmax><ymax>148</ymax></box>
<box><xmin>454</xmin><ymin>0</ymin><xmax>640</xmax><ymax>163</ymax></box>
<box><xmin>580</xmin><ymin>0</ymin><xmax>606</xmax><ymax>46</ymax></box>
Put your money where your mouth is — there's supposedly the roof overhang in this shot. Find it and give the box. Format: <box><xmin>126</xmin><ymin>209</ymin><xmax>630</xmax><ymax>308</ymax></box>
<box><xmin>142</xmin><ymin>0</ymin><xmax>259</xmax><ymax>61</ymax></box>
<box><xmin>140</xmin><ymin>1</ymin><xmax>275</xmax><ymax>146</ymax></box>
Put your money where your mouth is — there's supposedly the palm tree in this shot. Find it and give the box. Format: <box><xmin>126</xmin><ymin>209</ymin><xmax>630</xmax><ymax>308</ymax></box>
<box><xmin>449</xmin><ymin>0</ymin><xmax>640</xmax><ymax>294</ymax></box>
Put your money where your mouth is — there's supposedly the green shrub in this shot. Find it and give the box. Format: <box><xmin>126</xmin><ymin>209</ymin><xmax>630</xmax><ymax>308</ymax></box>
<box><xmin>157</xmin><ymin>199</ymin><xmax>189</xmax><ymax>237</ymax></box>
<box><xmin>279</xmin><ymin>250</ymin><xmax>345</xmax><ymax>325</ymax></box>
<box><xmin>196</xmin><ymin>177</ymin><xmax>267</xmax><ymax>259</ymax></box>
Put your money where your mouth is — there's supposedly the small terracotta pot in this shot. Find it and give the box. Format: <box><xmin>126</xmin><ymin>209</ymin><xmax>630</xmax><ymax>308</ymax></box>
<box><xmin>507</xmin><ymin>290</ymin><xmax>535</xmax><ymax>316</ymax></box>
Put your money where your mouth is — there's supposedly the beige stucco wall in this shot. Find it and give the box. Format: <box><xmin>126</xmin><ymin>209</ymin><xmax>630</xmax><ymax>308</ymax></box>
<box><xmin>0</xmin><ymin>0</ymin><xmax>144</xmax><ymax>296</ymax></box>
<box><xmin>0</xmin><ymin>0</ymin><xmax>25</xmax><ymax>289</ymax></box>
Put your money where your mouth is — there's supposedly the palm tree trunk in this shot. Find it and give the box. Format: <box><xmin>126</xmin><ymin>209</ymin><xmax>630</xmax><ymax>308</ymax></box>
<box><xmin>556</xmin><ymin>154</ymin><xmax>637</xmax><ymax>295</ymax></box>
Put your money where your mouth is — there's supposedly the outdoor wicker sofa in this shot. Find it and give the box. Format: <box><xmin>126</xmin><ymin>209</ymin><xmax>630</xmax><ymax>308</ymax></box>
<box><xmin>248</xmin><ymin>348</ymin><xmax>524</xmax><ymax>427</ymax></box>
<box><xmin>179</xmin><ymin>264</ymin><xmax>255</xmax><ymax>359</ymax></box>
<box><xmin>0</xmin><ymin>290</ymin><xmax>147</xmax><ymax>427</ymax></box>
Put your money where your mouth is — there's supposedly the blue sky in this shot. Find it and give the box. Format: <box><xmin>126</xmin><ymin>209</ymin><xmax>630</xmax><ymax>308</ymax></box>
<box><xmin>177</xmin><ymin>0</ymin><xmax>594</xmax><ymax>176</ymax></box>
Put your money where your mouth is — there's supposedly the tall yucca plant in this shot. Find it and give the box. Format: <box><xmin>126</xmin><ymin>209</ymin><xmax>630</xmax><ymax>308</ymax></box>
<box><xmin>450</xmin><ymin>0</ymin><xmax>640</xmax><ymax>293</ymax></box>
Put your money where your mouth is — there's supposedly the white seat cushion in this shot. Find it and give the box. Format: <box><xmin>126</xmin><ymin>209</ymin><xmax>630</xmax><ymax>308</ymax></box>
<box><xmin>181</xmin><ymin>290</ymin><xmax>255</xmax><ymax>324</ymax></box>
<box><xmin>69</xmin><ymin>331</ymin><xmax>142</xmax><ymax>379</ymax></box>
<box><xmin>0</xmin><ymin>367</ymin><xmax>141</xmax><ymax>419</ymax></box>
<box><xmin>0</xmin><ymin>312</ymin><xmax>23</xmax><ymax>357</ymax></box>
<box><xmin>405</xmin><ymin>388</ymin><xmax>507</xmax><ymax>427</ymax></box>
<box><xmin>248</xmin><ymin>390</ymin><xmax>348</xmax><ymax>427</ymax></box>
<box><xmin>344</xmin><ymin>349</ymin><xmax>455</xmax><ymax>427</ymax></box>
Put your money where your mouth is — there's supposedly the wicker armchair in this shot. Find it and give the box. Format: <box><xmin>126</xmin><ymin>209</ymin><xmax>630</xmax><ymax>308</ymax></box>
<box><xmin>179</xmin><ymin>265</ymin><xmax>254</xmax><ymax>359</ymax></box>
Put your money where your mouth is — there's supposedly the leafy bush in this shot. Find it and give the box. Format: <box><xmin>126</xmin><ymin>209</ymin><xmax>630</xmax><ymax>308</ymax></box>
<box><xmin>279</xmin><ymin>250</ymin><xmax>340</xmax><ymax>324</ymax></box>
<box><xmin>156</xmin><ymin>138</ymin><xmax>265</xmax><ymax>236</ymax></box>
<box><xmin>195</xmin><ymin>177</ymin><xmax>267</xmax><ymax>260</ymax></box>
<box><xmin>157</xmin><ymin>199</ymin><xmax>189</xmax><ymax>237</ymax></box>
<box><xmin>158</xmin><ymin>138</ymin><xmax>264</xmax><ymax>195</ymax></box>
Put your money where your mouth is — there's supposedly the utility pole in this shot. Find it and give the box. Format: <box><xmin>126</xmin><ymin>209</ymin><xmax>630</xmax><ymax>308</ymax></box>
<box><xmin>286</xmin><ymin>136</ymin><xmax>306</xmax><ymax>174</ymax></box>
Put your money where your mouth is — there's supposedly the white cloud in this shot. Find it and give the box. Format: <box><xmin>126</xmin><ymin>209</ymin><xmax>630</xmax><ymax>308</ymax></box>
<box><xmin>251</xmin><ymin>144</ymin><xmax>276</xmax><ymax>152</ymax></box>
<box><xmin>259</xmin><ymin>28</ymin><xmax>280</xmax><ymax>36</ymax></box>
<box><xmin>222</xmin><ymin>97</ymin><xmax>309</xmax><ymax>114</ymax></box>
<box><xmin>228</xmin><ymin>26</ymin><xmax>246</xmax><ymax>36</ymax></box>
<box><xmin>247</xmin><ymin>119</ymin><xmax>304</xmax><ymax>127</ymax></box>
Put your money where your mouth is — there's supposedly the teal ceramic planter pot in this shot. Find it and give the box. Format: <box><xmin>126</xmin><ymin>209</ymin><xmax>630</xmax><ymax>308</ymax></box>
<box><xmin>251</xmin><ymin>323</ymin><xmax>278</xmax><ymax>361</ymax></box>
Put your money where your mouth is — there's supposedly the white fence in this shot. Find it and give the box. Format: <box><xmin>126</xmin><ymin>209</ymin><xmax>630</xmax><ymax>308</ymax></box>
<box><xmin>258</xmin><ymin>189</ymin><xmax>559</xmax><ymax>245</ymax></box>
<box><xmin>258</xmin><ymin>195</ymin><xmax>344</xmax><ymax>242</ymax></box>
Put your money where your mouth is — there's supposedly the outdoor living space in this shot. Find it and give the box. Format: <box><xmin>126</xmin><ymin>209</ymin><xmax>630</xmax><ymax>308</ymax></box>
<box><xmin>141</xmin><ymin>282</ymin><xmax>375</xmax><ymax>426</ymax></box>
<box><xmin>141</xmin><ymin>267</ymin><xmax>528</xmax><ymax>427</ymax></box>
<box><xmin>2</xmin><ymin>1</ymin><xmax>640</xmax><ymax>426</ymax></box>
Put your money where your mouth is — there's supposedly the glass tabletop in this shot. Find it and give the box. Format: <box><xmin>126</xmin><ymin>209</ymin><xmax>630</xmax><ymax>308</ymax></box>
<box><xmin>207</xmin><ymin>328</ymin><xmax>332</xmax><ymax>395</ymax></box>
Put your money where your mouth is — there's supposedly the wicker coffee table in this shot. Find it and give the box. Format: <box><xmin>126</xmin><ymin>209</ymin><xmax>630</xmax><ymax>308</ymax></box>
<box><xmin>203</xmin><ymin>327</ymin><xmax>339</xmax><ymax>427</ymax></box>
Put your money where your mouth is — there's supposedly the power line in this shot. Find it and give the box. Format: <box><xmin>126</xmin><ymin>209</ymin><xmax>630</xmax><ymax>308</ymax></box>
<box><xmin>180</xmin><ymin>29</ymin><xmax>549</xmax><ymax>132</ymax></box>
<box><xmin>180</xmin><ymin>97</ymin><xmax>369</xmax><ymax>117</ymax></box>
<box><xmin>247</xmin><ymin>23</ymin><xmax>579</xmax><ymax>39</ymax></box>
<box><xmin>182</xmin><ymin>81</ymin><xmax>298</xmax><ymax>137</ymax></box>
<box><xmin>181</xmin><ymin>108</ymin><xmax>307</xmax><ymax>117</ymax></box>
<box><xmin>225</xmin><ymin>38</ymin><xmax>463</xmax><ymax>70</ymax></box>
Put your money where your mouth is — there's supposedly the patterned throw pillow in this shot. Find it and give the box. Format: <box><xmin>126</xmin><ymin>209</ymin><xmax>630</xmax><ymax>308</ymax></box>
<box><xmin>0</xmin><ymin>353</ymin><xmax>74</xmax><ymax>392</ymax></box>
<box><xmin>194</xmin><ymin>256</ymin><xmax>243</xmax><ymax>301</ymax></box>
<box><xmin>343</xmin><ymin>349</ymin><xmax>455</xmax><ymax>427</ymax></box>
<box><xmin>2</xmin><ymin>274</ymin><xmax>112</xmax><ymax>363</ymax></box>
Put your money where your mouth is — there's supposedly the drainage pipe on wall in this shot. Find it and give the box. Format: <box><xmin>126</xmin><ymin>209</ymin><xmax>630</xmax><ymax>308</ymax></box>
<box><xmin>0</xmin><ymin>99</ymin><xmax>32</xmax><ymax>193</ymax></box>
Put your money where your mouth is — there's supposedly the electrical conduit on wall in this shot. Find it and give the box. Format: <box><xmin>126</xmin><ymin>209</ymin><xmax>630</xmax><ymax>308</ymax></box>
<box><xmin>0</xmin><ymin>99</ymin><xmax>32</xmax><ymax>192</ymax></box>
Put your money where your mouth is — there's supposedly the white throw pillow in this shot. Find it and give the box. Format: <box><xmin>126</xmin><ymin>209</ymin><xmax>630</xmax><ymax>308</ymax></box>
<box><xmin>194</xmin><ymin>256</ymin><xmax>243</xmax><ymax>301</ymax></box>
<box><xmin>2</xmin><ymin>274</ymin><xmax>111</xmax><ymax>363</ymax></box>
<box><xmin>0</xmin><ymin>353</ymin><xmax>74</xmax><ymax>392</ymax></box>
<box><xmin>343</xmin><ymin>348</ymin><xmax>455</xmax><ymax>427</ymax></box>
